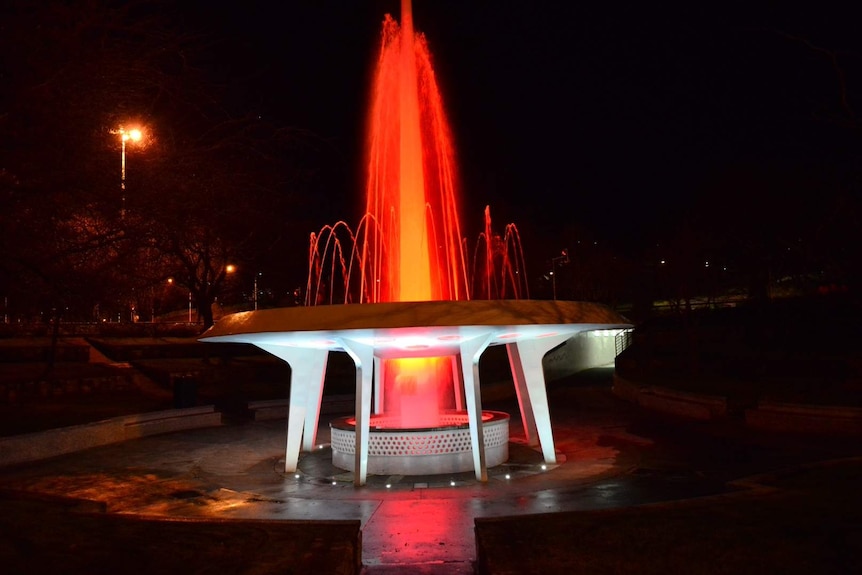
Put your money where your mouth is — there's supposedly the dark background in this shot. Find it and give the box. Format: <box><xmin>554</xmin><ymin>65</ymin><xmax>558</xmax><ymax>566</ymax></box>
<box><xmin>187</xmin><ymin>1</ymin><xmax>862</xmax><ymax>256</ymax></box>
<box><xmin>3</xmin><ymin>0</ymin><xmax>860</xmax><ymax>321</ymax></box>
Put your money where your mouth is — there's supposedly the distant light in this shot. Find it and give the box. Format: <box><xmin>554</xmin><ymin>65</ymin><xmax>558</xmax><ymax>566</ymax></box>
<box><xmin>540</xmin><ymin>464</ymin><xmax>547</xmax><ymax>471</ymax></box>
<box><xmin>705</xmin><ymin>261</ymin><xmax>710</xmax><ymax>268</ymax></box>
<box><xmin>386</xmin><ymin>483</ymin><xmax>392</xmax><ymax>489</ymax></box>
<box><xmin>450</xmin><ymin>480</ymin><xmax>456</xmax><ymax>486</ymax></box>
<box><xmin>504</xmin><ymin>473</ymin><xmax>511</xmax><ymax>480</ymax></box>
<box><xmin>332</xmin><ymin>481</ymin><xmax>337</xmax><ymax>485</ymax></box>
<box><xmin>127</xmin><ymin>128</ymin><xmax>142</xmax><ymax>141</ymax></box>
<box><xmin>294</xmin><ymin>473</ymin><xmax>300</xmax><ymax>479</ymax></box>
<box><xmin>660</xmin><ymin>260</ymin><xmax>666</xmax><ymax>265</ymax></box>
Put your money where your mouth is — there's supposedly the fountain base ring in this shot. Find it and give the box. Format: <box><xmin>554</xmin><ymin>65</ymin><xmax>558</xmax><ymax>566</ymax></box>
<box><xmin>329</xmin><ymin>411</ymin><xmax>510</xmax><ymax>476</ymax></box>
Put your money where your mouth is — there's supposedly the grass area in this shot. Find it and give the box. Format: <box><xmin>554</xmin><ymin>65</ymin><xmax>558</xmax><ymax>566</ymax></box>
<box><xmin>616</xmin><ymin>296</ymin><xmax>862</xmax><ymax>408</ymax></box>
<box><xmin>0</xmin><ymin>361</ymin><xmax>293</xmax><ymax>436</ymax></box>
<box><xmin>476</xmin><ymin>459</ymin><xmax>862</xmax><ymax>574</ymax></box>
<box><xmin>627</xmin><ymin>367</ymin><xmax>862</xmax><ymax>409</ymax></box>
<box><xmin>0</xmin><ymin>336</ymin><xmax>299</xmax><ymax>435</ymax></box>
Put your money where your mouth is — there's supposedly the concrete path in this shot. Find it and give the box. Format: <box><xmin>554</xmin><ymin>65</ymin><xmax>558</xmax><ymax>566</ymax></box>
<box><xmin>2</xmin><ymin>369</ymin><xmax>858</xmax><ymax>573</ymax></box>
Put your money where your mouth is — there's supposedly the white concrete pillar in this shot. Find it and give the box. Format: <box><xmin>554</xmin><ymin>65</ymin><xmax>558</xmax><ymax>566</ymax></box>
<box><xmin>506</xmin><ymin>343</ymin><xmax>538</xmax><ymax>445</ymax></box>
<box><xmin>340</xmin><ymin>338</ymin><xmax>375</xmax><ymax>486</ymax></box>
<box><xmin>451</xmin><ymin>355</ymin><xmax>465</xmax><ymax>411</ymax></box>
<box><xmin>509</xmin><ymin>333</ymin><xmax>572</xmax><ymax>464</ymax></box>
<box><xmin>257</xmin><ymin>344</ymin><xmax>328</xmax><ymax>473</ymax></box>
<box><xmin>459</xmin><ymin>333</ymin><xmax>493</xmax><ymax>481</ymax></box>
<box><xmin>373</xmin><ymin>356</ymin><xmax>383</xmax><ymax>414</ymax></box>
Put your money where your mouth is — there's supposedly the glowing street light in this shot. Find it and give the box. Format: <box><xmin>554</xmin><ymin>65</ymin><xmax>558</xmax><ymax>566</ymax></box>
<box><xmin>112</xmin><ymin>126</ymin><xmax>143</xmax><ymax>218</ymax></box>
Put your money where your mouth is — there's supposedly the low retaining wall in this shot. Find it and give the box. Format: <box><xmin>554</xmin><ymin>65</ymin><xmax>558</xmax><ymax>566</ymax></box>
<box><xmin>639</xmin><ymin>386</ymin><xmax>728</xmax><ymax>420</ymax></box>
<box><xmin>0</xmin><ymin>406</ymin><xmax>222</xmax><ymax>467</ymax></box>
<box><xmin>248</xmin><ymin>395</ymin><xmax>354</xmax><ymax>421</ymax></box>
<box><xmin>612</xmin><ymin>374</ymin><xmax>728</xmax><ymax>420</ymax></box>
<box><xmin>746</xmin><ymin>401</ymin><xmax>862</xmax><ymax>435</ymax></box>
<box><xmin>615</xmin><ymin>373</ymin><xmax>861</xmax><ymax>435</ymax></box>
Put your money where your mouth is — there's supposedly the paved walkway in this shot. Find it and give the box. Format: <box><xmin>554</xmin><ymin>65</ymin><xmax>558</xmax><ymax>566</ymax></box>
<box><xmin>1</xmin><ymin>369</ymin><xmax>859</xmax><ymax>573</ymax></box>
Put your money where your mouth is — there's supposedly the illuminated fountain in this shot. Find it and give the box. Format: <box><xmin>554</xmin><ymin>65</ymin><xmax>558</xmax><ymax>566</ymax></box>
<box><xmin>201</xmin><ymin>0</ymin><xmax>630</xmax><ymax>486</ymax></box>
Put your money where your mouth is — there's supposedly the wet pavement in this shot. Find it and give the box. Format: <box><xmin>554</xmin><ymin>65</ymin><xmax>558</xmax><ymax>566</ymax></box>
<box><xmin>1</xmin><ymin>368</ymin><xmax>858</xmax><ymax>573</ymax></box>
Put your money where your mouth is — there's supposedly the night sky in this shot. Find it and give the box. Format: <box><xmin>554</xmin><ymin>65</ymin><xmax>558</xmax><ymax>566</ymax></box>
<box><xmin>189</xmin><ymin>1</ymin><xmax>862</xmax><ymax>258</ymax></box>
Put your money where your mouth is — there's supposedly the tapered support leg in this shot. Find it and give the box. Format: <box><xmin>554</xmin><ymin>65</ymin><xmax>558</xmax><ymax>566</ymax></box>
<box><xmin>510</xmin><ymin>334</ymin><xmax>571</xmax><ymax>464</ymax></box>
<box><xmin>506</xmin><ymin>343</ymin><xmax>538</xmax><ymax>445</ymax></box>
<box><xmin>459</xmin><ymin>333</ymin><xmax>493</xmax><ymax>481</ymax></box>
<box><xmin>257</xmin><ymin>344</ymin><xmax>328</xmax><ymax>473</ymax></box>
<box><xmin>340</xmin><ymin>338</ymin><xmax>375</xmax><ymax>486</ymax></box>
<box><xmin>451</xmin><ymin>355</ymin><xmax>465</xmax><ymax>411</ymax></box>
<box><xmin>373</xmin><ymin>356</ymin><xmax>383</xmax><ymax>414</ymax></box>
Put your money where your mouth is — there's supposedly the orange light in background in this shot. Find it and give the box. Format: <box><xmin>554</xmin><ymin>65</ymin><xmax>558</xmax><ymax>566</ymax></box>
<box><xmin>113</xmin><ymin>126</ymin><xmax>145</xmax><ymax>144</ymax></box>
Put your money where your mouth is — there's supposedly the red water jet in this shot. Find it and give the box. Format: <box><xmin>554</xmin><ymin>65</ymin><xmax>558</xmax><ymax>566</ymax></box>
<box><xmin>362</xmin><ymin>0</ymin><xmax>468</xmax><ymax>304</ymax></box>
<box><xmin>303</xmin><ymin>2</ymin><xmax>529</xmax><ymax>429</ymax></box>
<box><xmin>360</xmin><ymin>0</ymin><xmax>470</xmax><ymax>427</ymax></box>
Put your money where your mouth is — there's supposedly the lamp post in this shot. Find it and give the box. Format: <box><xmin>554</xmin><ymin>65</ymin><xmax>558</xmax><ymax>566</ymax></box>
<box><xmin>253</xmin><ymin>272</ymin><xmax>262</xmax><ymax>310</ymax></box>
<box><xmin>550</xmin><ymin>249</ymin><xmax>570</xmax><ymax>301</ymax></box>
<box><xmin>112</xmin><ymin>126</ymin><xmax>143</xmax><ymax>218</ymax></box>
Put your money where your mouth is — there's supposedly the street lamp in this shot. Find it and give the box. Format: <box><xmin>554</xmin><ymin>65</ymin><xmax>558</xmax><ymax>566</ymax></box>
<box><xmin>550</xmin><ymin>249</ymin><xmax>570</xmax><ymax>301</ymax></box>
<box><xmin>253</xmin><ymin>272</ymin><xmax>262</xmax><ymax>310</ymax></box>
<box><xmin>112</xmin><ymin>126</ymin><xmax>143</xmax><ymax>218</ymax></box>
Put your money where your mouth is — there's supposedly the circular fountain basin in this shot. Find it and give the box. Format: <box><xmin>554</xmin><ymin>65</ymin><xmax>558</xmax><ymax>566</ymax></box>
<box><xmin>330</xmin><ymin>410</ymin><xmax>510</xmax><ymax>476</ymax></box>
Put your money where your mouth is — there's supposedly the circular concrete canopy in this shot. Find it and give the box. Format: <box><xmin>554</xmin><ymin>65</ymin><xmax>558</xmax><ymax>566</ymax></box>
<box><xmin>200</xmin><ymin>300</ymin><xmax>631</xmax><ymax>358</ymax></box>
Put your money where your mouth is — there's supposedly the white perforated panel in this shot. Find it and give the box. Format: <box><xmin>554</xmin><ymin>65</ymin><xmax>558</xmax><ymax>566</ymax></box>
<box><xmin>330</xmin><ymin>413</ymin><xmax>509</xmax><ymax>457</ymax></box>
